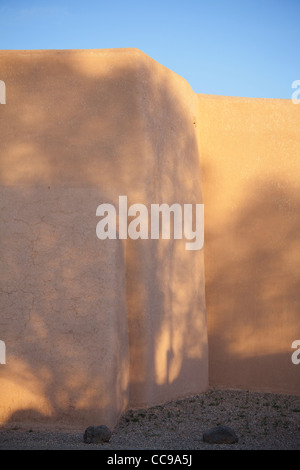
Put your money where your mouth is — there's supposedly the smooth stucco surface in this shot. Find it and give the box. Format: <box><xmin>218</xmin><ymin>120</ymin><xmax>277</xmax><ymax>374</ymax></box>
<box><xmin>0</xmin><ymin>48</ymin><xmax>299</xmax><ymax>429</ymax></box>
<box><xmin>0</xmin><ymin>49</ymin><xmax>208</xmax><ymax>427</ymax></box>
<box><xmin>198</xmin><ymin>94</ymin><xmax>300</xmax><ymax>395</ymax></box>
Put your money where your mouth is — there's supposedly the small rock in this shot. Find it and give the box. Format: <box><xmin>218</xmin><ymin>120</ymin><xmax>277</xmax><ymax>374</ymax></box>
<box><xmin>83</xmin><ymin>425</ymin><xmax>112</xmax><ymax>444</ymax></box>
<box><xmin>203</xmin><ymin>425</ymin><xmax>238</xmax><ymax>444</ymax></box>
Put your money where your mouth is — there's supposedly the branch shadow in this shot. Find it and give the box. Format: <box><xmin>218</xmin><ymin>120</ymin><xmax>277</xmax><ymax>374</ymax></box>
<box><xmin>0</xmin><ymin>49</ymin><xmax>209</xmax><ymax>428</ymax></box>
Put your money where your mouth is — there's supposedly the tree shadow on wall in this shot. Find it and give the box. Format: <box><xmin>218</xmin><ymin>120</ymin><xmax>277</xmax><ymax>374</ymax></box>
<box><xmin>0</xmin><ymin>50</ymin><xmax>208</xmax><ymax>427</ymax></box>
<box><xmin>124</xmin><ymin>59</ymin><xmax>208</xmax><ymax>407</ymax></box>
<box><xmin>202</xmin><ymin>162</ymin><xmax>300</xmax><ymax>395</ymax></box>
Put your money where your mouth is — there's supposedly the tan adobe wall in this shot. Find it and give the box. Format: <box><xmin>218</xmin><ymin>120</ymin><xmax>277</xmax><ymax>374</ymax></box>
<box><xmin>0</xmin><ymin>47</ymin><xmax>299</xmax><ymax>430</ymax></box>
<box><xmin>0</xmin><ymin>49</ymin><xmax>208</xmax><ymax>428</ymax></box>
<box><xmin>198</xmin><ymin>94</ymin><xmax>300</xmax><ymax>395</ymax></box>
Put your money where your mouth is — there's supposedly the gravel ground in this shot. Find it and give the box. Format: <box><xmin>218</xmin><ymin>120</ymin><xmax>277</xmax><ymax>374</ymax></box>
<box><xmin>0</xmin><ymin>389</ymin><xmax>299</xmax><ymax>450</ymax></box>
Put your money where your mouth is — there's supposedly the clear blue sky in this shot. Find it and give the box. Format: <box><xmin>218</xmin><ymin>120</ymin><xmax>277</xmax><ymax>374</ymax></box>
<box><xmin>0</xmin><ymin>0</ymin><xmax>299</xmax><ymax>98</ymax></box>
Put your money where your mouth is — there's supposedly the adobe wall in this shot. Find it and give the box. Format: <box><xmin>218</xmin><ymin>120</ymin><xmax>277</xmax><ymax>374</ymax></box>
<box><xmin>0</xmin><ymin>48</ymin><xmax>298</xmax><ymax>430</ymax></box>
<box><xmin>0</xmin><ymin>49</ymin><xmax>208</xmax><ymax>428</ymax></box>
<box><xmin>198</xmin><ymin>94</ymin><xmax>300</xmax><ymax>395</ymax></box>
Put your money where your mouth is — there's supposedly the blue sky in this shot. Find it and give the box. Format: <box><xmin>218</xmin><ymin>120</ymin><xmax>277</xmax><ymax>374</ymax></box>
<box><xmin>0</xmin><ymin>0</ymin><xmax>299</xmax><ymax>98</ymax></box>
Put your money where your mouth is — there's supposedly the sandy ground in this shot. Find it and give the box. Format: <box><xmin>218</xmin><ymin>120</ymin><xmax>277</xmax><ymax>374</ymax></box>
<box><xmin>0</xmin><ymin>389</ymin><xmax>299</xmax><ymax>450</ymax></box>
